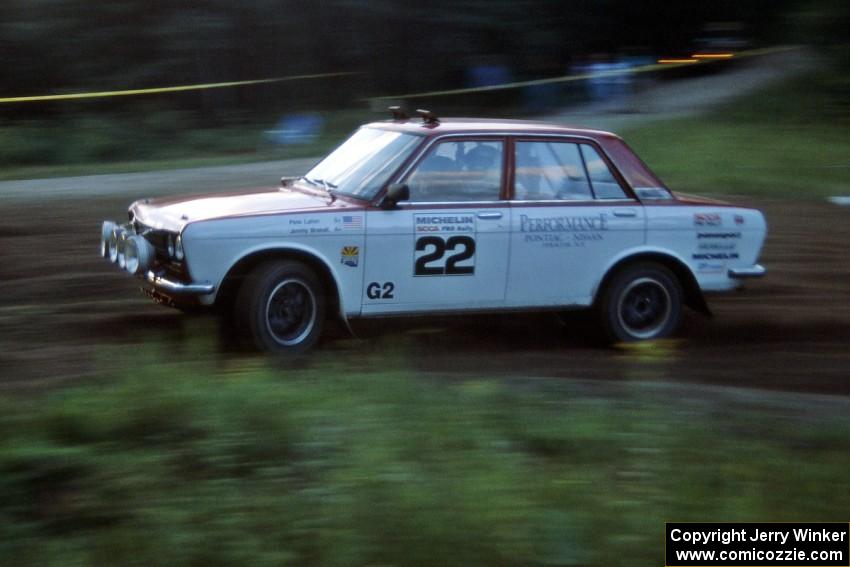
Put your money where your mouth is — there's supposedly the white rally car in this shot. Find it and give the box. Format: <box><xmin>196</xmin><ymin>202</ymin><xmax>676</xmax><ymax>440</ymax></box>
<box><xmin>100</xmin><ymin>112</ymin><xmax>767</xmax><ymax>352</ymax></box>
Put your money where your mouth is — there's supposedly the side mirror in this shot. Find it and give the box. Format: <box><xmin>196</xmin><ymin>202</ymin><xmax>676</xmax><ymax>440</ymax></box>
<box><xmin>381</xmin><ymin>183</ymin><xmax>410</xmax><ymax>210</ymax></box>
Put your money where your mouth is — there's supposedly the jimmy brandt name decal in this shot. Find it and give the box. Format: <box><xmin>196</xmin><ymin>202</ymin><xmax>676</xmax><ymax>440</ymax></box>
<box><xmin>288</xmin><ymin>217</ymin><xmax>330</xmax><ymax>235</ymax></box>
<box><xmin>520</xmin><ymin>213</ymin><xmax>608</xmax><ymax>248</ymax></box>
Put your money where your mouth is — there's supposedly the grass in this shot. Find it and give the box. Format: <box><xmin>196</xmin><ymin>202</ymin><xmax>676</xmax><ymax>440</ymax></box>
<box><xmin>1</xmin><ymin>344</ymin><xmax>849</xmax><ymax>566</ymax></box>
<box><xmin>2</xmin><ymin>72</ymin><xmax>848</xmax><ymax>200</ymax></box>
<box><xmin>621</xmin><ymin>71</ymin><xmax>850</xmax><ymax>199</ymax></box>
<box><xmin>0</xmin><ymin>109</ymin><xmax>373</xmax><ymax>181</ymax></box>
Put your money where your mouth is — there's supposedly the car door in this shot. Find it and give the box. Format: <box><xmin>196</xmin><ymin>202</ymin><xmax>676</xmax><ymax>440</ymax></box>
<box><xmin>506</xmin><ymin>137</ymin><xmax>645</xmax><ymax>306</ymax></box>
<box><xmin>362</xmin><ymin>136</ymin><xmax>510</xmax><ymax>314</ymax></box>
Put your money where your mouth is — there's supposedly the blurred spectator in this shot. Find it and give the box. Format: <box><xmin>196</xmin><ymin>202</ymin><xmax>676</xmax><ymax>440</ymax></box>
<box><xmin>465</xmin><ymin>60</ymin><xmax>513</xmax><ymax>89</ymax></box>
<box><xmin>265</xmin><ymin>112</ymin><xmax>323</xmax><ymax>145</ymax></box>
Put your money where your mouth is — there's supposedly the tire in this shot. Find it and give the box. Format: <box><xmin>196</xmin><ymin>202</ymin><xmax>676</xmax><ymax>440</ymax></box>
<box><xmin>597</xmin><ymin>262</ymin><xmax>683</xmax><ymax>343</ymax></box>
<box><xmin>234</xmin><ymin>260</ymin><xmax>325</xmax><ymax>353</ymax></box>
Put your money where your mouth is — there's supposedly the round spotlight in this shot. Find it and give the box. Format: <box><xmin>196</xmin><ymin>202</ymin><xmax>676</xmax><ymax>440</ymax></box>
<box><xmin>100</xmin><ymin>221</ymin><xmax>116</xmax><ymax>258</ymax></box>
<box><xmin>124</xmin><ymin>235</ymin><xmax>154</xmax><ymax>275</ymax></box>
<box><xmin>108</xmin><ymin>226</ymin><xmax>126</xmax><ymax>264</ymax></box>
<box><xmin>124</xmin><ymin>237</ymin><xmax>138</xmax><ymax>274</ymax></box>
<box><xmin>116</xmin><ymin>231</ymin><xmax>128</xmax><ymax>269</ymax></box>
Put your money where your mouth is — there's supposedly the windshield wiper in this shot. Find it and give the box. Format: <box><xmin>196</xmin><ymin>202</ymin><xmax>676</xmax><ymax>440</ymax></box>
<box><xmin>316</xmin><ymin>178</ymin><xmax>337</xmax><ymax>192</ymax></box>
<box><xmin>303</xmin><ymin>177</ymin><xmax>338</xmax><ymax>202</ymax></box>
<box><xmin>302</xmin><ymin>176</ymin><xmax>337</xmax><ymax>191</ymax></box>
<box><xmin>300</xmin><ymin>176</ymin><xmax>319</xmax><ymax>187</ymax></box>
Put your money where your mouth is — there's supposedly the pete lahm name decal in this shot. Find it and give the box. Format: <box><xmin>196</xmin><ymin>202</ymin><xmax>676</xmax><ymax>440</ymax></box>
<box><xmin>519</xmin><ymin>213</ymin><xmax>608</xmax><ymax>248</ymax></box>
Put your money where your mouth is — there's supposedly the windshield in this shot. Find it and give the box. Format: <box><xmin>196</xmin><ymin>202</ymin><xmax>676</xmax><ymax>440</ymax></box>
<box><xmin>301</xmin><ymin>127</ymin><xmax>421</xmax><ymax>200</ymax></box>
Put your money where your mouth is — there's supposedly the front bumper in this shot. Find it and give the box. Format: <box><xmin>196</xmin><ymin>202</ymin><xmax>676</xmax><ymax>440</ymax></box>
<box><xmin>728</xmin><ymin>264</ymin><xmax>766</xmax><ymax>279</ymax></box>
<box><xmin>100</xmin><ymin>219</ymin><xmax>215</xmax><ymax>298</ymax></box>
<box><xmin>145</xmin><ymin>271</ymin><xmax>215</xmax><ymax>295</ymax></box>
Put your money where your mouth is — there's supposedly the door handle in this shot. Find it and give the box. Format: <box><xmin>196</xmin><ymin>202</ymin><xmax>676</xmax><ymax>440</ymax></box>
<box><xmin>613</xmin><ymin>208</ymin><xmax>637</xmax><ymax>217</ymax></box>
<box><xmin>476</xmin><ymin>211</ymin><xmax>503</xmax><ymax>220</ymax></box>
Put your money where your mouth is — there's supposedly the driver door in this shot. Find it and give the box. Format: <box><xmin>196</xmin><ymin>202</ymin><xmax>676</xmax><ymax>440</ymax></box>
<box><xmin>362</xmin><ymin>137</ymin><xmax>510</xmax><ymax>314</ymax></box>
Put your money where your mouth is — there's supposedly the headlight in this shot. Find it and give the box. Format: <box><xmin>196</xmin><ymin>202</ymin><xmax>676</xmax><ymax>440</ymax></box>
<box><xmin>167</xmin><ymin>235</ymin><xmax>175</xmax><ymax>258</ymax></box>
<box><xmin>124</xmin><ymin>235</ymin><xmax>155</xmax><ymax>275</ymax></box>
<box><xmin>174</xmin><ymin>234</ymin><xmax>184</xmax><ymax>261</ymax></box>
<box><xmin>100</xmin><ymin>221</ymin><xmax>116</xmax><ymax>258</ymax></box>
<box><xmin>116</xmin><ymin>231</ymin><xmax>128</xmax><ymax>269</ymax></box>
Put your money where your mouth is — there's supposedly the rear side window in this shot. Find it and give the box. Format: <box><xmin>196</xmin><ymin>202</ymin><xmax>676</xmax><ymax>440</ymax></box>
<box><xmin>580</xmin><ymin>145</ymin><xmax>627</xmax><ymax>199</ymax></box>
<box><xmin>514</xmin><ymin>141</ymin><xmax>592</xmax><ymax>200</ymax></box>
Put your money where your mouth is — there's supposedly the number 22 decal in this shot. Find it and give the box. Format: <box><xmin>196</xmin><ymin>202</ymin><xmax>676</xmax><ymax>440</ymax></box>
<box><xmin>414</xmin><ymin>235</ymin><xmax>476</xmax><ymax>276</ymax></box>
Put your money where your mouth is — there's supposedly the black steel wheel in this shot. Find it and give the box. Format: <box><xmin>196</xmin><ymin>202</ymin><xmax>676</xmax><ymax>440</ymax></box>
<box><xmin>235</xmin><ymin>260</ymin><xmax>325</xmax><ymax>353</ymax></box>
<box><xmin>598</xmin><ymin>262</ymin><xmax>682</xmax><ymax>343</ymax></box>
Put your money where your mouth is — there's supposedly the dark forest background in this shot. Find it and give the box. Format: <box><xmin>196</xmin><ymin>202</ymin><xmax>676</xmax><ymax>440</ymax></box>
<box><xmin>0</xmin><ymin>0</ymin><xmax>846</xmax><ymax>168</ymax></box>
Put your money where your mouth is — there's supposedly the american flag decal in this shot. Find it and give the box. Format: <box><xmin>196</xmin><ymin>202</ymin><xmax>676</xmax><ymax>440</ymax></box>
<box><xmin>342</xmin><ymin>215</ymin><xmax>363</xmax><ymax>229</ymax></box>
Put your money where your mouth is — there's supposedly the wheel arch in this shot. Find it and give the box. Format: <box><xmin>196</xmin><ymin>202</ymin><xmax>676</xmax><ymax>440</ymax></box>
<box><xmin>592</xmin><ymin>250</ymin><xmax>711</xmax><ymax>316</ymax></box>
<box><xmin>215</xmin><ymin>246</ymin><xmax>344</xmax><ymax>321</ymax></box>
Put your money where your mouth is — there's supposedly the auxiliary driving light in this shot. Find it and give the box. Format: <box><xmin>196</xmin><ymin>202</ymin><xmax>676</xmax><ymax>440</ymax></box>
<box><xmin>108</xmin><ymin>226</ymin><xmax>126</xmax><ymax>264</ymax></box>
<box><xmin>100</xmin><ymin>221</ymin><xmax>116</xmax><ymax>258</ymax></box>
<box><xmin>116</xmin><ymin>230</ymin><xmax>128</xmax><ymax>269</ymax></box>
<box><xmin>124</xmin><ymin>234</ymin><xmax>154</xmax><ymax>275</ymax></box>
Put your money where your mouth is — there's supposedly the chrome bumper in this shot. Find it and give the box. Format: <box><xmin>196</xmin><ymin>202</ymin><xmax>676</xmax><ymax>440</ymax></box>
<box><xmin>728</xmin><ymin>264</ymin><xmax>766</xmax><ymax>279</ymax></box>
<box><xmin>145</xmin><ymin>271</ymin><xmax>215</xmax><ymax>295</ymax></box>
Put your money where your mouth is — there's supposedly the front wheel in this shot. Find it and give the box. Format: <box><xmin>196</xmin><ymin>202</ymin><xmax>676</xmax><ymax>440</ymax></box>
<box><xmin>598</xmin><ymin>262</ymin><xmax>683</xmax><ymax>343</ymax></box>
<box><xmin>235</xmin><ymin>261</ymin><xmax>325</xmax><ymax>353</ymax></box>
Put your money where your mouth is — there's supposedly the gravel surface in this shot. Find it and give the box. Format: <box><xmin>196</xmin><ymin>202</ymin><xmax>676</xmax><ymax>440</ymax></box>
<box><xmin>2</xmin><ymin>47</ymin><xmax>845</xmax><ymax>398</ymax></box>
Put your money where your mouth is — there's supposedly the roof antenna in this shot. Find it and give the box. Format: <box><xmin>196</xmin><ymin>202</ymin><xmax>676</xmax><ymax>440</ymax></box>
<box><xmin>388</xmin><ymin>106</ymin><xmax>408</xmax><ymax>120</ymax></box>
<box><xmin>416</xmin><ymin>109</ymin><xmax>439</xmax><ymax>125</ymax></box>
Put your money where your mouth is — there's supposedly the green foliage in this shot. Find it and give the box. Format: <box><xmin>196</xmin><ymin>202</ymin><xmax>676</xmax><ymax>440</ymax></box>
<box><xmin>622</xmin><ymin>71</ymin><xmax>850</xmax><ymax>198</ymax></box>
<box><xmin>0</xmin><ymin>108</ymin><xmax>371</xmax><ymax>175</ymax></box>
<box><xmin>1</xmin><ymin>348</ymin><xmax>850</xmax><ymax>565</ymax></box>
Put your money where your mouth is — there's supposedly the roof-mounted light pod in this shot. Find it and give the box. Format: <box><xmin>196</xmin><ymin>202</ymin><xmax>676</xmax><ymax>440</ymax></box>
<box><xmin>416</xmin><ymin>109</ymin><xmax>439</xmax><ymax>125</ymax></box>
<box><xmin>388</xmin><ymin>106</ymin><xmax>408</xmax><ymax>120</ymax></box>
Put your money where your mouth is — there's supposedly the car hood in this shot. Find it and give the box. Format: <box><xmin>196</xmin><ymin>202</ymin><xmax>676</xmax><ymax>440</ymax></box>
<box><xmin>130</xmin><ymin>186</ymin><xmax>362</xmax><ymax>232</ymax></box>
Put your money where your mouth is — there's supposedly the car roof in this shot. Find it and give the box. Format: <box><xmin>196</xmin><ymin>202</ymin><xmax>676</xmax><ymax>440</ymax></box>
<box><xmin>367</xmin><ymin>117</ymin><xmax>621</xmax><ymax>142</ymax></box>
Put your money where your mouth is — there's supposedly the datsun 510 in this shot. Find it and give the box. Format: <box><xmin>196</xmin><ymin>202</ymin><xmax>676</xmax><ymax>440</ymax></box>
<box><xmin>100</xmin><ymin>111</ymin><xmax>767</xmax><ymax>352</ymax></box>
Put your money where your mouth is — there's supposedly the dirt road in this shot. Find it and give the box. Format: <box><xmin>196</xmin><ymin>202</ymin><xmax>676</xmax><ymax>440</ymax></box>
<box><xmin>1</xmin><ymin>192</ymin><xmax>849</xmax><ymax>395</ymax></box>
<box><xmin>542</xmin><ymin>46</ymin><xmax>815</xmax><ymax>132</ymax></box>
<box><xmin>2</xmin><ymin>48</ymin><xmax>846</xmax><ymax>394</ymax></box>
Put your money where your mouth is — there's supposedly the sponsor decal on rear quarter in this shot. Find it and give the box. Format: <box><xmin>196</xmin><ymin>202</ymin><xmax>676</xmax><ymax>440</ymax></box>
<box><xmin>694</xmin><ymin>213</ymin><xmax>722</xmax><ymax>226</ymax></box>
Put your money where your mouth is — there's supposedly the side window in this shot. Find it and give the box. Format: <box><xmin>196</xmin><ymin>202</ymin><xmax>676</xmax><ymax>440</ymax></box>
<box><xmin>580</xmin><ymin>144</ymin><xmax>627</xmax><ymax>199</ymax></box>
<box><xmin>406</xmin><ymin>140</ymin><xmax>503</xmax><ymax>202</ymax></box>
<box><xmin>514</xmin><ymin>141</ymin><xmax>592</xmax><ymax>200</ymax></box>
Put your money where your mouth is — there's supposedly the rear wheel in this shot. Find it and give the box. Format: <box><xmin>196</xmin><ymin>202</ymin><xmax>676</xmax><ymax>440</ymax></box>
<box><xmin>598</xmin><ymin>262</ymin><xmax>682</xmax><ymax>343</ymax></box>
<box><xmin>235</xmin><ymin>261</ymin><xmax>325</xmax><ymax>353</ymax></box>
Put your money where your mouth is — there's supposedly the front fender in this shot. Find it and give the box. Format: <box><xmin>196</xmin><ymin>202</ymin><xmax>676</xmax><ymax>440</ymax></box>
<box><xmin>181</xmin><ymin>218</ymin><xmax>362</xmax><ymax>315</ymax></box>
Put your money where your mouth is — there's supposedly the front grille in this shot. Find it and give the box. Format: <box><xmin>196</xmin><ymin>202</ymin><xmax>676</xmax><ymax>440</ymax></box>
<box><xmin>132</xmin><ymin>220</ymin><xmax>189</xmax><ymax>281</ymax></box>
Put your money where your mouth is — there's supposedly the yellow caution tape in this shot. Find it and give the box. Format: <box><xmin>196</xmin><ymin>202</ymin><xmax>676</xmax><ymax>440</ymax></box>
<box><xmin>0</xmin><ymin>45</ymin><xmax>797</xmax><ymax>105</ymax></box>
<box><xmin>0</xmin><ymin>71</ymin><xmax>359</xmax><ymax>104</ymax></box>
<box><xmin>367</xmin><ymin>45</ymin><xmax>799</xmax><ymax>102</ymax></box>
